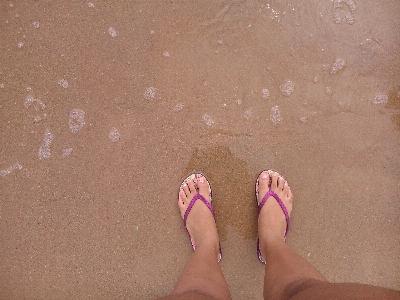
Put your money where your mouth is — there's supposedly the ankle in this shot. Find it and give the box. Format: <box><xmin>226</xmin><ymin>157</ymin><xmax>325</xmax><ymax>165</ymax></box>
<box><xmin>259</xmin><ymin>231</ymin><xmax>286</xmax><ymax>251</ymax></box>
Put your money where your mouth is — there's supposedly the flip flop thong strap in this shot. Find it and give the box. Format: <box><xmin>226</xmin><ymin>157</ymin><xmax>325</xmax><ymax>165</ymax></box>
<box><xmin>183</xmin><ymin>193</ymin><xmax>215</xmax><ymax>228</ymax></box>
<box><xmin>258</xmin><ymin>190</ymin><xmax>290</xmax><ymax>239</ymax></box>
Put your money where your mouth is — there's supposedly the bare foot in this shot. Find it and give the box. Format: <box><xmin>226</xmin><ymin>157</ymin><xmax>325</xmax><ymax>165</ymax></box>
<box><xmin>257</xmin><ymin>170</ymin><xmax>293</xmax><ymax>254</ymax></box>
<box><xmin>178</xmin><ymin>174</ymin><xmax>220</xmax><ymax>254</ymax></box>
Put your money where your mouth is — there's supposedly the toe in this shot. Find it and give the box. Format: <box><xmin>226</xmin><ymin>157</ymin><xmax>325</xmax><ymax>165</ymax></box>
<box><xmin>178</xmin><ymin>188</ymin><xmax>187</xmax><ymax>206</ymax></box>
<box><xmin>178</xmin><ymin>188</ymin><xmax>189</xmax><ymax>218</ymax></box>
<box><xmin>187</xmin><ymin>179</ymin><xmax>197</xmax><ymax>194</ymax></box>
<box><xmin>257</xmin><ymin>171</ymin><xmax>271</xmax><ymax>204</ymax></box>
<box><xmin>182</xmin><ymin>182</ymin><xmax>192</xmax><ymax>197</ymax></box>
<box><xmin>283</xmin><ymin>182</ymin><xmax>293</xmax><ymax>201</ymax></box>
<box><xmin>196</xmin><ymin>174</ymin><xmax>211</xmax><ymax>202</ymax></box>
<box><xmin>271</xmin><ymin>174</ymin><xmax>279</xmax><ymax>190</ymax></box>
<box><xmin>277</xmin><ymin>177</ymin><xmax>285</xmax><ymax>190</ymax></box>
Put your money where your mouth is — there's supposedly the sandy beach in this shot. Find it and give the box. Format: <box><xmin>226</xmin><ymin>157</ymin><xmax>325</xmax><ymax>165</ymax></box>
<box><xmin>1</xmin><ymin>1</ymin><xmax>399</xmax><ymax>299</ymax></box>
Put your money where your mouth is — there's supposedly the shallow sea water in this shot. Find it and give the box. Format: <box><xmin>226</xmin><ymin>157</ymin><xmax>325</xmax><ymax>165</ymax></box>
<box><xmin>1</xmin><ymin>1</ymin><xmax>399</xmax><ymax>299</ymax></box>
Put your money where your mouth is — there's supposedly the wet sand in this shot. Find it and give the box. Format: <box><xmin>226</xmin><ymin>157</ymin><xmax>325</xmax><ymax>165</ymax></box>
<box><xmin>1</xmin><ymin>1</ymin><xmax>399</xmax><ymax>299</ymax></box>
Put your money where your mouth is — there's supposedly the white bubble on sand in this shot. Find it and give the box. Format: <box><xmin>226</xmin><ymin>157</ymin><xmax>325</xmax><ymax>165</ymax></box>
<box><xmin>163</xmin><ymin>51</ymin><xmax>170</xmax><ymax>57</ymax></box>
<box><xmin>334</xmin><ymin>0</ymin><xmax>356</xmax><ymax>11</ymax></box>
<box><xmin>330</xmin><ymin>58</ymin><xmax>345</xmax><ymax>74</ymax></box>
<box><xmin>18</xmin><ymin>42</ymin><xmax>24</xmax><ymax>48</ymax></box>
<box><xmin>0</xmin><ymin>162</ymin><xmax>22</xmax><ymax>177</ymax></box>
<box><xmin>345</xmin><ymin>13</ymin><xmax>354</xmax><ymax>25</ymax></box>
<box><xmin>24</xmin><ymin>95</ymin><xmax>34</xmax><ymax>107</ymax></box>
<box><xmin>270</xmin><ymin>106</ymin><xmax>282</xmax><ymax>125</ymax></box>
<box><xmin>0</xmin><ymin>83</ymin><xmax>4</xmax><ymax>88</ymax></box>
<box><xmin>144</xmin><ymin>87</ymin><xmax>156</xmax><ymax>100</ymax></box>
<box><xmin>333</xmin><ymin>13</ymin><xmax>342</xmax><ymax>24</ymax></box>
<box><xmin>300</xmin><ymin>116</ymin><xmax>308</xmax><ymax>123</ymax></box>
<box><xmin>24</xmin><ymin>95</ymin><xmax>45</xmax><ymax>109</ymax></box>
<box><xmin>109</xmin><ymin>127</ymin><xmax>120</xmax><ymax>142</ymax></box>
<box><xmin>58</xmin><ymin>79</ymin><xmax>68</xmax><ymax>88</ymax></box>
<box><xmin>62</xmin><ymin>148</ymin><xmax>73</xmax><ymax>157</ymax></box>
<box><xmin>262</xmin><ymin>88</ymin><xmax>270</xmax><ymax>99</ymax></box>
<box><xmin>325</xmin><ymin>87</ymin><xmax>333</xmax><ymax>95</ymax></box>
<box><xmin>280</xmin><ymin>81</ymin><xmax>294</xmax><ymax>96</ymax></box>
<box><xmin>33</xmin><ymin>21</ymin><xmax>40</xmax><ymax>28</ymax></box>
<box><xmin>345</xmin><ymin>0</ymin><xmax>356</xmax><ymax>11</ymax></box>
<box><xmin>108</xmin><ymin>27</ymin><xmax>117</xmax><ymax>37</ymax></box>
<box><xmin>244</xmin><ymin>109</ymin><xmax>252</xmax><ymax>120</ymax></box>
<box><xmin>38</xmin><ymin>129</ymin><xmax>54</xmax><ymax>159</ymax></box>
<box><xmin>173</xmin><ymin>103</ymin><xmax>184</xmax><ymax>112</ymax></box>
<box><xmin>68</xmin><ymin>109</ymin><xmax>85</xmax><ymax>133</ymax></box>
<box><xmin>88</xmin><ymin>2</ymin><xmax>94</xmax><ymax>8</ymax></box>
<box><xmin>333</xmin><ymin>0</ymin><xmax>356</xmax><ymax>25</ymax></box>
<box><xmin>202</xmin><ymin>114</ymin><xmax>215</xmax><ymax>127</ymax></box>
<box><xmin>372</xmin><ymin>93</ymin><xmax>388</xmax><ymax>105</ymax></box>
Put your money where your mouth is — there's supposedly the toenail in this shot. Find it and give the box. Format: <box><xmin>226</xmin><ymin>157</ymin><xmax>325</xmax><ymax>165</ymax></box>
<box><xmin>262</xmin><ymin>175</ymin><xmax>267</xmax><ymax>179</ymax></box>
<box><xmin>199</xmin><ymin>177</ymin><xmax>204</xmax><ymax>183</ymax></box>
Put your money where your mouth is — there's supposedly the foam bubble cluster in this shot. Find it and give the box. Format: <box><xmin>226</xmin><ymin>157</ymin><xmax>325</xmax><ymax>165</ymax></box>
<box><xmin>33</xmin><ymin>21</ymin><xmax>40</xmax><ymax>28</ymax></box>
<box><xmin>373</xmin><ymin>93</ymin><xmax>388</xmax><ymax>105</ymax></box>
<box><xmin>108</xmin><ymin>27</ymin><xmax>117</xmax><ymax>37</ymax></box>
<box><xmin>202</xmin><ymin>114</ymin><xmax>215</xmax><ymax>127</ymax></box>
<box><xmin>58</xmin><ymin>79</ymin><xmax>68</xmax><ymax>88</ymax></box>
<box><xmin>280</xmin><ymin>81</ymin><xmax>294</xmax><ymax>96</ymax></box>
<box><xmin>173</xmin><ymin>103</ymin><xmax>184</xmax><ymax>112</ymax></box>
<box><xmin>262</xmin><ymin>88</ymin><xmax>270</xmax><ymax>99</ymax></box>
<box><xmin>331</xmin><ymin>58</ymin><xmax>345</xmax><ymax>74</ymax></box>
<box><xmin>109</xmin><ymin>127</ymin><xmax>120</xmax><ymax>142</ymax></box>
<box><xmin>68</xmin><ymin>109</ymin><xmax>85</xmax><ymax>133</ymax></box>
<box><xmin>0</xmin><ymin>163</ymin><xmax>22</xmax><ymax>177</ymax></box>
<box><xmin>38</xmin><ymin>129</ymin><xmax>54</xmax><ymax>159</ymax></box>
<box><xmin>333</xmin><ymin>0</ymin><xmax>356</xmax><ymax>25</ymax></box>
<box><xmin>62</xmin><ymin>148</ymin><xmax>73</xmax><ymax>157</ymax></box>
<box><xmin>270</xmin><ymin>106</ymin><xmax>282</xmax><ymax>125</ymax></box>
<box><xmin>24</xmin><ymin>95</ymin><xmax>45</xmax><ymax>109</ymax></box>
<box><xmin>334</xmin><ymin>0</ymin><xmax>356</xmax><ymax>11</ymax></box>
<box><xmin>244</xmin><ymin>109</ymin><xmax>252</xmax><ymax>120</ymax></box>
<box><xmin>144</xmin><ymin>87</ymin><xmax>156</xmax><ymax>100</ymax></box>
<box><xmin>163</xmin><ymin>51</ymin><xmax>170</xmax><ymax>57</ymax></box>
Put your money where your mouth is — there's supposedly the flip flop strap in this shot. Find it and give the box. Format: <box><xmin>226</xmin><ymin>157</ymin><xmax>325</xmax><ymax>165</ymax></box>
<box><xmin>183</xmin><ymin>193</ymin><xmax>215</xmax><ymax>228</ymax></box>
<box><xmin>258</xmin><ymin>190</ymin><xmax>290</xmax><ymax>239</ymax></box>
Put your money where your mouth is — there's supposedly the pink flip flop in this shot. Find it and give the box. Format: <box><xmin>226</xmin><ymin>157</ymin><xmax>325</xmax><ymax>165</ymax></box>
<box><xmin>179</xmin><ymin>173</ymin><xmax>222</xmax><ymax>262</ymax></box>
<box><xmin>256</xmin><ymin>170</ymin><xmax>290</xmax><ymax>263</ymax></box>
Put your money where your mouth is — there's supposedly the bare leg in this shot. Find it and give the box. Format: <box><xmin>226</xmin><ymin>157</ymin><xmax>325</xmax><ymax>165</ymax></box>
<box><xmin>257</xmin><ymin>171</ymin><xmax>400</xmax><ymax>300</ymax></box>
<box><xmin>157</xmin><ymin>175</ymin><xmax>231</xmax><ymax>300</ymax></box>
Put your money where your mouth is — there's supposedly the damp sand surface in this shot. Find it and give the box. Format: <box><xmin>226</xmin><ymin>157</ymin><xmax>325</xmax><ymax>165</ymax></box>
<box><xmin>1</xmin><ymin>1</ymin><xmax>399</xmax><ymax>299</ymax></box>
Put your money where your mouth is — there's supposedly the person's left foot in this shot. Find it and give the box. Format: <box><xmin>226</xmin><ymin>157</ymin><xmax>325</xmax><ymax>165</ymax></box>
<box><xmin>178</xmin><ymin>174</ymin><xmax>220</xmax><ymax>253</ymax></box>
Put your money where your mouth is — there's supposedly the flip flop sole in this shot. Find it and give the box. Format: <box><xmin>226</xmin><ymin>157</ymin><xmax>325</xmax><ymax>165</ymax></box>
<box><xmin>256</xmin><ymin>170</ymin><xmax>291</xmax><ymax>263</ymax></box>
<box><xmin>179</xmin><ymin>173</ymin><xmax>222</xmax><ymax>262</ymax></box>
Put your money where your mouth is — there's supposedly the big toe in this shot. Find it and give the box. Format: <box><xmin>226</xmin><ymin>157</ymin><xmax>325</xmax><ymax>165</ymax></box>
<box><xmin>195</xmin><ymin>173</ymin><xmax>211</xmax><ymax>202</ymax></box>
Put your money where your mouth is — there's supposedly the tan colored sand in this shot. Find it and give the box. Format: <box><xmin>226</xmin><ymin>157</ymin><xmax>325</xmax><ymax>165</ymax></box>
<box><xmin>1</xmin><ymin>1</ymin><xmax>399</xmax><ymax>299</ymax></box>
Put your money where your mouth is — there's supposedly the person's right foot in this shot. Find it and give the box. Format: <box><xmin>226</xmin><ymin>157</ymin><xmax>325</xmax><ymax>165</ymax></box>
<box><xmin>178</xmin><ymin>174</ymin><xmax>220</xmax><ymax>252</ymax></box>
<box><xmin>257</xmin><ymin>171</ymin><xmax>293</xmax><ymax>246</ymax></box>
